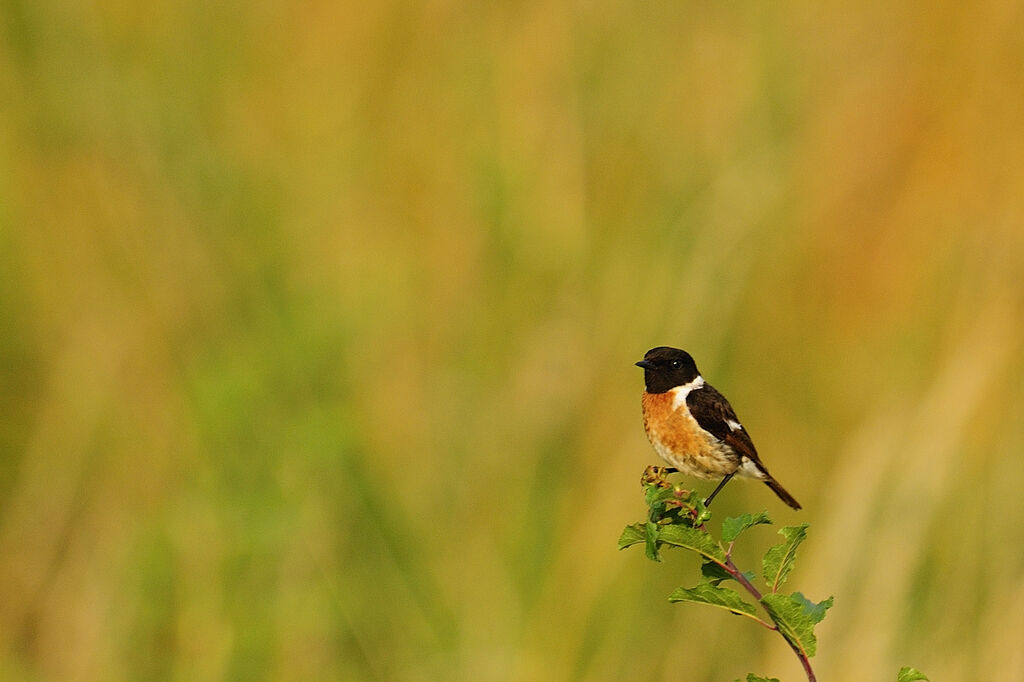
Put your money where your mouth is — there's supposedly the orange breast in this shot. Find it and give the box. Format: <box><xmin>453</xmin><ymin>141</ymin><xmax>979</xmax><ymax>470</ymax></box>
<box><xmin>641</xmin><ymin>391</ymin><xmax>738</xmax><ymax>478</ymax></box>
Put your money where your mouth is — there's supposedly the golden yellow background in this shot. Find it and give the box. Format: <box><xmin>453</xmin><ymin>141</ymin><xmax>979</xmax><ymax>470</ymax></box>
<box><xmin>2</xmin><ymin>1</ymin><xmax>1023</xmax><ymax>680</ymax></box>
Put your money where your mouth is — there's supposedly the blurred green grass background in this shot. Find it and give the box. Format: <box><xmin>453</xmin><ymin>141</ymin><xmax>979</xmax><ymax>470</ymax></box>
<box><xmin>2</xmin><ymin>1</ymin><xmax>1023</xmax><ymax>680</ymax></box>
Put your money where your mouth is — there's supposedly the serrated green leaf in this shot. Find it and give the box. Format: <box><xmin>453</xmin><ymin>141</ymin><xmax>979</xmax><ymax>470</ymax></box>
<box><xmin>722</xmin><ymin>511</ymin><xmax>772</xmax><ymax>543</ymax></box>
<box><xmin>762</xmin><ymin>524</ymin><xmax>808</xmax><ymax>592</ymax></box>
<box><xmin>760</xmin><ymin>592</ymin><xmax>833</xmax><ymax>658</ymax></box>
<box><xmin>644</xmin><ymin>484</ymin><xmax>699</xmax><ymax>527</ymax></box>
<box><xmin>791</xmin><ymin>591</ymin><xmax>830</xmax><ymax>623</ymax></box>
<box><xmin>896</xmin><ymin>666</ymin><xmax>929</xmax><ymax>682</ymax></box>
<box><xmin>668</xmin><ymin>582</ymin><xmax>758</xmax><ymax>619</ymax></box>
<box><xmin>701</xmin><ymin>561</ymin><xmax>733</xmax><ymax>585</ymax></box>
<box><xmin>617</xmin><ymin>523</ymin><xmax>645</xmax><ymax>550</ymax></box>
<box><xmin>645</xmin><ymin>484</ymin><xmax>683</xmax><ymax>507</ymax></box>
<box><xmin>656</xmin><ymin>524</ymin><xmax>725</xmax><ymax>563</ymax></box>
<box><xmin>644</xmin><ymin>521</ymin><xmax>661</xmax><ymax>561</ymax></box>
<box><xmin>701</xmin><ymin>560</ymin><xmax>755</xmax><ymax>586</ymax></box>
<box><xmin>693</xmin><ymin>496</ymin><xmax>712</xmax><ymax>525</ymax></box>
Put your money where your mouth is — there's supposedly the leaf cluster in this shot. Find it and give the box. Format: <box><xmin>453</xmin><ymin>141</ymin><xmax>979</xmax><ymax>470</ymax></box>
<box><xmin>619</xmin><ymin>479</ymin><xmax>929</xmax><ymax>682</ymax></box>
<box><xmin>619</xmin><ymin>481</ymin><xmax>831</xmax><ymax>679</ymax></box>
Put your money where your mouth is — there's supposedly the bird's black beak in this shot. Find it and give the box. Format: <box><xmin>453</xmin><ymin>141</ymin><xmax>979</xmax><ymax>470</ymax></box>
<box><xmin>635</xmin><ymin>360</ymin><xmax>656</xmax><ymax>370</ymax></box>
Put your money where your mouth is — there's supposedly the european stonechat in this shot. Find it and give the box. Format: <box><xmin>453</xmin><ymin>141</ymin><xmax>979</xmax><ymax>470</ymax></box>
<box><xmin>636</xmin><ymin>346</ymin><xmax>801</xmax><ymax>510</ymax></box>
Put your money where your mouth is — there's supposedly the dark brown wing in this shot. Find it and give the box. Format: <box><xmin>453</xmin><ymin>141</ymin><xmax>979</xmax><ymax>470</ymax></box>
<box><xmin>686</xmin><ymin>383</ymin><xmax>764</xmax><ymax>467</ymax></box>
<box><xmin>688</xmin><ymin>382</ymin><xmax>802</xmax><ymax>510</ymax></box>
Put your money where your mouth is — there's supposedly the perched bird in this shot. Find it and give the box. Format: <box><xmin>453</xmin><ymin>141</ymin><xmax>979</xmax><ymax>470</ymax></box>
<box><xmin>636</xmin><ymin>346</ymin><xmax>801</xmax><ymax>510</ymax></box>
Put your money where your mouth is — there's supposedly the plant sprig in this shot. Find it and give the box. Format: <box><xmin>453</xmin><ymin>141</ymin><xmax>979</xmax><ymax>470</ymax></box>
<box><xmin>621</xmin><ymin>467</ymin><xmax>930</xmax><ymax>682</ymax></box>
<box><xmin>619</xmin><ymin>469</ymin><xmax>830</xmax><ymax>681</ymax></box>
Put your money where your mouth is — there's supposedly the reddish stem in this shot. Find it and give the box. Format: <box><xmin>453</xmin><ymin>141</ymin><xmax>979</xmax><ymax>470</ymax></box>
<box><xmin>690</xmin><ymin>507</ymin><xmax>817</xmax><ymax>682</ymax></box>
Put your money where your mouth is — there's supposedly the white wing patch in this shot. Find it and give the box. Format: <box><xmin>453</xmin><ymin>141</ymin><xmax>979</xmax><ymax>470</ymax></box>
<box><xmin>669</xmin><ymin>375</ymin><xmax>705</xmax><ymax>411</ymax></box>
<box><xmin>738</xmin><ymin>456</ymin><xmax>766</xmax><ymax>479</ymax></box>
<box><xmin>726</xmin><ymin>419</ymin><xmax>743</xmax><ymax>432</ymax></box>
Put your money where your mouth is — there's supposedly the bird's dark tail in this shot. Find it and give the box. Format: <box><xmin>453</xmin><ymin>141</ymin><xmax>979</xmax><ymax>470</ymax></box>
<box><xmin>764</xmin><ymin>476</ymin><xmax>802</xmax><ymax>510</ymax></box>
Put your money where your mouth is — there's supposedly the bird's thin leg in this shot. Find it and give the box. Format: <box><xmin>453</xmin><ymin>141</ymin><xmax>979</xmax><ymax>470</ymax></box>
<box><xmin>704</xmin><ymin>472</ymin><xmax>735</xmax><ymax>507</ymax></box>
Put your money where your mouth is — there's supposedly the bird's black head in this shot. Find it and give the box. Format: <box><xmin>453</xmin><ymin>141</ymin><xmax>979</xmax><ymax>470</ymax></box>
<box><xmin>635</xmin><ymin>346</ymin><xmax>700</xmax><ymax>394</ymax></box>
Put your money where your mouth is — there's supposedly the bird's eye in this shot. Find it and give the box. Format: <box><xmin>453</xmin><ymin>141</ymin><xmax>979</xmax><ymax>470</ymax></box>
<box><xmin>670</xmin><ymin>360</ymin><xmax>682</xmax><ymax>369</ymax></box>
